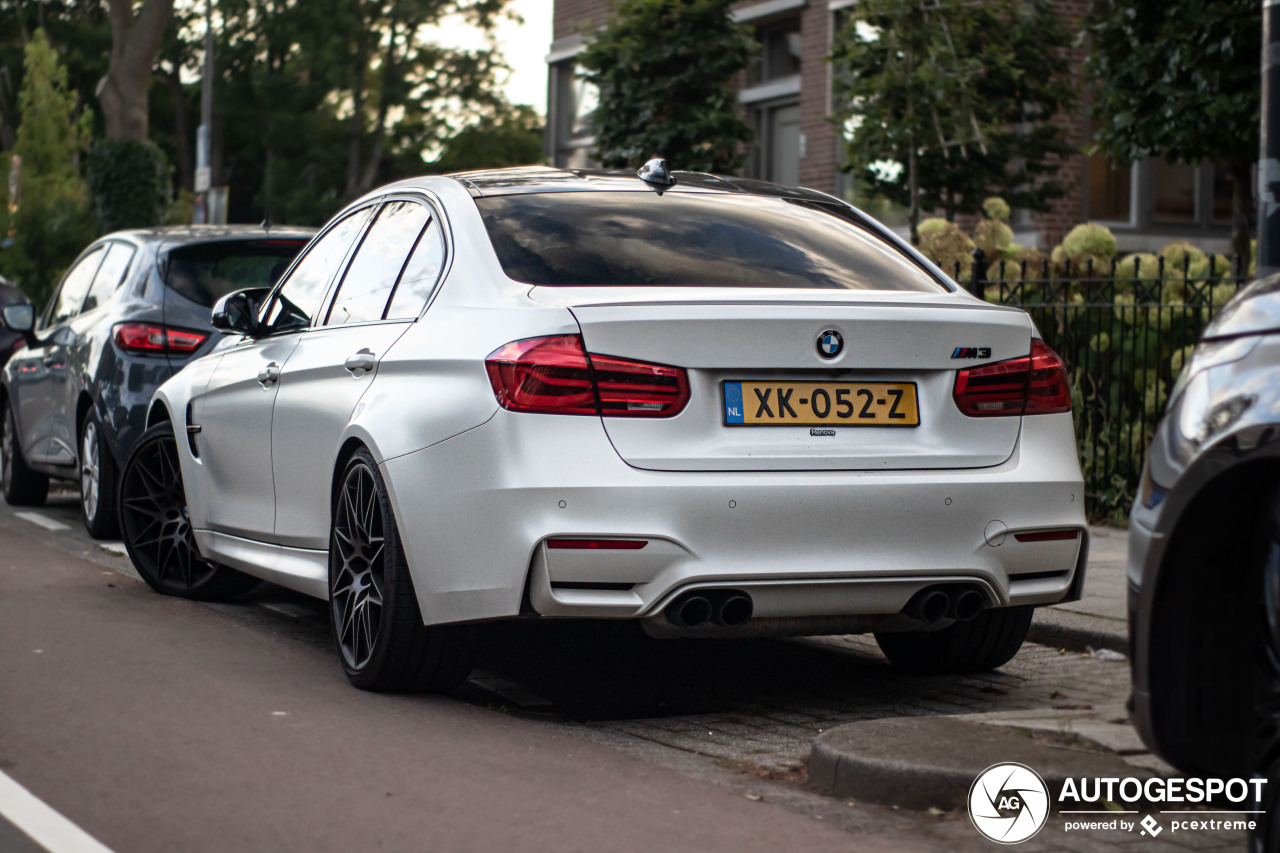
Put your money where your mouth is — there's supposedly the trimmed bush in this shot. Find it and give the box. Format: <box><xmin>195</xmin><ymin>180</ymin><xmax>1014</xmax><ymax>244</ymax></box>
<box><xmin>85</xmin><ymin>139</ymin><xmax>171</xmax><ymax>234</ymax></box>
<box><xmin>1059</xmin><ymin>223</ymin><xmax>1117</xmax><ymax>259</ymax></box>
<box><xmin>1158</xmin><ymin>241</ymin><xmax>1206</xmax><ymax>273</ymax></box>
<box><xmin>916</xmin><ymin>219</ymin><xmax>974</xmax><ymax>275</ymax></box>
<box><xmin>1114</xmin><ymin>253</ymin><xmax>1162</xmax><ymax>281</ymax></box>
<box><xmin>982</xmin><ymin>196</ymin><xmax>1011</xmax><ymax>221</ymax></box>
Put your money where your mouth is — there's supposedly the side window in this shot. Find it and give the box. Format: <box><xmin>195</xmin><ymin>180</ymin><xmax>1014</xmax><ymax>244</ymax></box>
<box><xmin>82</xmin><ymin>243</ymin><xmax>137</xmax><ymax>313</ymax></box>
<box><xmin>385</xmin><ymin>218</ymin><xmax>447</xmax><ymax>320</ymax></box>
<box><xmin>46</xmin><ymin>246</ymin><xmax>107</xmax><ymax>328</ymax></box>
<box><xmin>261</xmin><ymin>207</ymin><xmax>373</xmax><ymax>335</ymax></box>
<box><xmin>326</xmin><ymin>201</ymin><xmax>432</xmax><ymax>326</ymax></box>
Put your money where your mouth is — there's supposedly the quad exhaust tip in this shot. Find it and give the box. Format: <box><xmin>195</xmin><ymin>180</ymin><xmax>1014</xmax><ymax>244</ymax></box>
<box><xmin>666</xmin><ymin>590</ymin><xmax>753</xmax><ymax>629</ymax></box>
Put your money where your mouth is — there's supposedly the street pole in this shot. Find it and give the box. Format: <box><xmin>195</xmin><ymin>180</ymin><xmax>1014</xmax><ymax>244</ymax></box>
<box><xmin>1260</xmin><ymin>0</ymin><xmax>1280</xmax><ymax>276</ymax></box>
<box><xmin>195</xmin><ymin>0</ymin><xmax>213</xmax><ymax>223</ymax></box>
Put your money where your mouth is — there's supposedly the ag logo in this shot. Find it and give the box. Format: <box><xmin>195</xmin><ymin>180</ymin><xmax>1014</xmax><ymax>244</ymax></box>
<box><xmin>968</xmin><ymin>762</ymin><xmax>1050</xmax><ymax>844</ymax></box>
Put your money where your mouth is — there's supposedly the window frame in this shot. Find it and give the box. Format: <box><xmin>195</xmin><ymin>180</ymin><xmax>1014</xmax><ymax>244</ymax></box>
<box><xmin>80</xmin><ymin>240</ymin><xmax>139</xmax><ymax>315</ymax></box>
<box><xmin>256</xmin><ymin>204</ymin><xmax>379</xmax><ymax>338</ymax></box>
<box><xmin>313</xmin><ymin>191</ymin><xmax>453</xmax><ymax>329</ymax></box>
<box><xmin>41</xmin><ymin>243</ymin><xmax>109</xmax><ymax>330</ymax></box>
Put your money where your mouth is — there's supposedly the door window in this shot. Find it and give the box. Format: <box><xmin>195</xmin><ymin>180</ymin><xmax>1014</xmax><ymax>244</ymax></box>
<box><xmin>261</xmin><ymin>207</ymin><xmax>374</xmax><ymax>335</ymax></box>
<box><xmin>46</xmin><ymin>246</ymin><xmax>107</xmax><ymax>328</ymax></box>
<box><xmin>326</xmin><ymin>201</ymin><xmax>432</xmax><ymax>326</ymax></box>
<box><xmin>385</xmin><ymin>219</ymin><xmax>447</xmax><ymax>320</ymax></box>
<box><xmin>82</xmin><ymin>243</ymin><xmax>137</xmax><ymax>313</ymax></box>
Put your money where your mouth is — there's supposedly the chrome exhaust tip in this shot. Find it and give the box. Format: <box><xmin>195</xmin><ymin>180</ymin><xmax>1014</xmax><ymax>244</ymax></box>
<box><xmin>667</xmin><ymin>594</ymin><xmax>713</xmax><ymax>628</ymax></box>
<box><xmin>950</xmin><ymin>589</ymin><xmax>986</xmax><ymax>621</ymax></box>
<box><xmin>906</xmin><ymin>589</ymin><xmax>950</xmax><ymax>623</ymax></box>
<box><xmin>714</xmin><ymin>593</ymin><xmax>753</xmax><ymax>628</ymax></box>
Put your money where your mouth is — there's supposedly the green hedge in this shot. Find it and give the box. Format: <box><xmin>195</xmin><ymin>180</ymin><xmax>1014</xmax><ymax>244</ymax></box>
<box><xmin>85</xmin><ymin>139</ymin><xmax>171</xmax><ymax>234</ymax></box>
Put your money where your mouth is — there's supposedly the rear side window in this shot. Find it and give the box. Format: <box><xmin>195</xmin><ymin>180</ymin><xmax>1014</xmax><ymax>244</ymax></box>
<box><xmin>385</xmin><ymin>219</ymin><xmax>446</xmax><ymax>320</ymax></box>
<box><xmin>475</xmin><ymin>192</ymin><xmax>943</xmax><ymax>292</ymax></box>
<box><xmin>165</xmin><ymin>239</ymin><xmax>309</xmax><ymax>308</ymax></box>
<box><xmin>47</xmin><ymin>246</ymin><xmax>106</xmax><ymax>327</ymax></box>
<box><xmin>326</xmin><ymin>201</ymin><xmax>432</xmax><ymax>326</ymax></box>
<box><xmin>262</xmin><ymin>209</ymin><xmax>374</xmax><ymax>334</ymax></box>
<box><xmin>82</xmin><ymin>243</ymin><xmax>136</xmax><ymax>313</ymax></box>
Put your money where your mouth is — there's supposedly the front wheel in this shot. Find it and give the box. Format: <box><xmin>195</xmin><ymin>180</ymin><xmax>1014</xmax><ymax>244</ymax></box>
<box><xmin>875</xmin><ymin>605</ymin><xmax>1033</xmax><ymax>675</ymax></box>
<box><xmin>119</xmin><ymin>421</ymin><xmax>258</xmax><ymax>600</ymax></box>
<box><xmin>329</xmin><ymin>448</ymin><xmax>477</xmax><ymax>692</ymax></box>
<box><xmin>79</xmin><ymin>407</ymin><xmax>119</xmax><ymax>538</ymax></box>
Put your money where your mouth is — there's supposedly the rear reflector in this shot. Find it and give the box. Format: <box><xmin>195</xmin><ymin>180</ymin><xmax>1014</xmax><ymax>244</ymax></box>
<box><xmin>953</xmin><ymin>339</ymin><xmax>1071</xmax><ymax>417</ymax></box>
<box><xmin>486</xmin><ymin>335</ymin><xmax>689</xmax><ymax>418</ymax></box>
<box><xmin>1013</xmin><ymin>529</ymin><xmax>1081</xmax><ymax>543</ymax></box>
<box><xmin>546</xmin><ymin>538</ymin><xmax>649</xmax><ymax>550</ymax></box>
<box><xmin>113</xmin><ymin>322</ymin><xmax>209</xmax><ymax>355</ymax></box>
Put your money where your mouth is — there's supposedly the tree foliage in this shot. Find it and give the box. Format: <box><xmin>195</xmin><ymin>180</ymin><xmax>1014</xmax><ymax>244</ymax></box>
<box><xmin>426</xmin><ymin>104</ymin><xmax>543</xmax><ymax>173</ymax></box>
<box><xmin>1086</xmin><ymin>0</ymin><xmax>1259</xmax><ymax>261</ymax></box>
<box><xmin>208</xmin><ymin>0</ymin><xmax>515</xmax><ymax>224</ymax></box>
<box><xmin>579</xmin><ymin>0</ymin><xmax>756</xmax><ymax>173</ymax></box>
<box><xmin>831</xmin><ymin>0</ymin><xmax>1075</xmax><ymax>242</ymax></box>
<box><xmin>0</xmin><ymin>29</ymin><xmax>95</xmax><ymax>306</ymax></box>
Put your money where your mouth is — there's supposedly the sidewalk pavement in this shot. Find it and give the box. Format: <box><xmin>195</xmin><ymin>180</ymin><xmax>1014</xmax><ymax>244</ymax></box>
<box><xmin>1029</xmin><ymin>525</ymin><xmax>1128</xmax><ymax>655</ymax></box>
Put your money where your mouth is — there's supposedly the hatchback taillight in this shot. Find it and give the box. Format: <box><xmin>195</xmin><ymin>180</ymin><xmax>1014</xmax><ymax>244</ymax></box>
<box><xmin>953</xmin><ymin>339</ymin><xmax>1071</xmax><ymax>417</ymax></box>
<box><xmin>113</xmin><ymin>322</ymin><xmax>209</xmax><ymax>355</ymax></box>
<box><xmin>485</xmin><ymin>335</ymin><xmax>690</xmax><ymax>418</ymax></box>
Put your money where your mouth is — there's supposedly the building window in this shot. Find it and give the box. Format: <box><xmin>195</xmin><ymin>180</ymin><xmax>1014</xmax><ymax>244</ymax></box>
<box><xmin>548</xmin><ymin>58</ymin><xmax>598</xmax><ymax>168</ymax></box>
<box><xmin>1151</xmin><ymin>159</ymin><xmax>1198</xmax><ymax>225</ymax></box>
<box><xmin>1211</xmin><ymin>166</ymin><xmax>1236</xmax><ymax>226</ymax></box>
<box><xmin>752</xmin><ymin>19</ymin><xmax>802</xmax><ymax>84</ymax></box>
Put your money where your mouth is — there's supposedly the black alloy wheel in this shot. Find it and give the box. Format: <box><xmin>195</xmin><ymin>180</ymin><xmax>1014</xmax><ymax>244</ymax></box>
<box><xmin>331</xmin><ymin>459</ymin><xmax>387</xmax><ymax>672</ymax></box>
<box><xmin>1253</xmin><ymin>489</ymin><xmax>1280</xmax><ymax>853</ymax></box>
<box><xmin>119</xmin><ymin>421</ymin><xmax>256</xmax><ymax>600</ymax></box>
<box><xmin>1</xmin><ymin>399</ymin><xmax>49</xmax><ymax>506</ymax></box>
<box><xmin>329</xmin><ymin>448</ymin><xmax>478</xmax><ymax>692</ymax></box>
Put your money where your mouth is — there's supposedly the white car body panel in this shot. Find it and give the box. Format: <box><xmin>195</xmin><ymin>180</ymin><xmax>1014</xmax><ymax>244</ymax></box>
<box><xmin>145</xmin><ymin>171</ymin><xmax>1087</xmax><ymax>634</ymax></box>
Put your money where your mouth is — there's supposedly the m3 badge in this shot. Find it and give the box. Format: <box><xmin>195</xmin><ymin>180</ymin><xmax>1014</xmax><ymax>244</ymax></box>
<box><xmin>951</xmin><ymin>347</ymin><xmax>992</xmax><ymax>359</ymax></box>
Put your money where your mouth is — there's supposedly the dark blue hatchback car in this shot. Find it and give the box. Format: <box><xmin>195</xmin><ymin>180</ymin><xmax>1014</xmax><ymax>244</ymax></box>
<box><xmin>0</xmin><ymin>225</ymin><xmax>313</xmax><ymax>537</ymax></box>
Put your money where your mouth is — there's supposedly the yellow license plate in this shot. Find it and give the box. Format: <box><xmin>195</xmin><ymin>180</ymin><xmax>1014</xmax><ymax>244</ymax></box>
<box><xmin>722</xmin><ymin>381</ymin><xmax>920</xmax><ymax>427</ymax></box>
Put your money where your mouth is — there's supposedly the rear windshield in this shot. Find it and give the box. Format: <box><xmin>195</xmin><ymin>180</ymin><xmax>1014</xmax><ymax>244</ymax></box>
<box><xmin>164</xmin><ymin>239</ymin><xmax>308</xmax><ymax>307</ymax></box>
<box><xmin>474</xmin><ymin>192</ymin><xmax>944</xmax><ymax>292</ymax></box>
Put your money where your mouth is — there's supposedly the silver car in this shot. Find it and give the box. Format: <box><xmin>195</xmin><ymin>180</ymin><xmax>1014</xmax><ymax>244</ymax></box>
<box><xmin>119</xmin><ymin>165</ymin><xmax>1088</xmax><ymax>691</ymax></box>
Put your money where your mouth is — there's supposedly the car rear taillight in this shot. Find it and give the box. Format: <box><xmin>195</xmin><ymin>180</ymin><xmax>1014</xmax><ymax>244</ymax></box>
<box><xmin>113</xmin><ymin>322</ymin><xmax>209</xmax><ymax>355</ymax></box>
<box><xmin>953</xmin><ymin>339</ymin><xmax>1071</xmax><ymax>417</ymax></box>
<box><xmin>485</xmin><ymin>335</ymin><xmax>690</xmax><ymax>418</ymax></box>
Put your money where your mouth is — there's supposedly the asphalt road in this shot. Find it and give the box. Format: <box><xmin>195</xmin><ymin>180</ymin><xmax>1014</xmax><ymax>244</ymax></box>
<box><xmin>0</xmin><ymin>494</ymin><xmax>1158</xmax><ymax>853</ymax></box>
<box><xmin>0</xmin><ymin>525</ymin><xmax>888</xmax><ymax>853</ymax></box>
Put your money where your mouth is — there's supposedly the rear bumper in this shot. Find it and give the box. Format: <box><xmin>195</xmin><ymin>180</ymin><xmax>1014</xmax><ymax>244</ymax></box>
<box><xmin>380</xmin><ymin>411</ymin><xmax>1086</xmax><ymax>627</ymax></box>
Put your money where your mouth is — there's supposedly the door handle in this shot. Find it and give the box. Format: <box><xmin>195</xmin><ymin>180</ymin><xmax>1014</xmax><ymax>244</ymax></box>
<box><xmin>344</xmin><ymin>348</ymin><xmax>378</xmax><ymax>378</ymax></box>
<box><xmin>257</xmin><ymin>362</ymin><xmax>281</xmax><ymax>387</ymax></box>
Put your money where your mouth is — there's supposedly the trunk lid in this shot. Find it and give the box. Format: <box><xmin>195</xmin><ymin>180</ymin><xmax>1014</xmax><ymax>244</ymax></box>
<box><xmin>533</xmin><ymin>288</ymin><xmax>1033</xmax><ymax>472</ymax></box>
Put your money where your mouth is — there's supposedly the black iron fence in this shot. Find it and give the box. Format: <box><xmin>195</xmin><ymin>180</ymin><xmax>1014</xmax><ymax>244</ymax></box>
<box><xmin>954</xmin><ymin>251</ymin><xmax>1252</xmax><ymax>522</ymax></box>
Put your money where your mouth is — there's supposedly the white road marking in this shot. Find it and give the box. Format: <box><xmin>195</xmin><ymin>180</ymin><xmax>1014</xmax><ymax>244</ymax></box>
<box><xmin>13</xmin><ymin>512</ymin><xmax>70</xmax><ymax>532</ymax></box>
<box><xmin>96</xmin><ymin>542</ymin><xmax>127</xmax><ymax>556</ymax></box>
<box><xmin>0</xmin><ymin>769</ymin><xmax>117</xmax><ymax>853</ymax></box>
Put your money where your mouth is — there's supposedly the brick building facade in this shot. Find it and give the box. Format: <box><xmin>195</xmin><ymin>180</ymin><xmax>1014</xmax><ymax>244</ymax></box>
<box><xmin>545</xmin><ymin>0</ymin><xmax>1240</xmax><ymax>252</ymax></box>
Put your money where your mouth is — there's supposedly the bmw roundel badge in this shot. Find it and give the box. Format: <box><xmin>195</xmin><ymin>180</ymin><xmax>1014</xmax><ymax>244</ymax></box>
<box><xmin>816</xmin><ymin>329</ymin><xmax>843</xmax><ymax>359</ymax></box>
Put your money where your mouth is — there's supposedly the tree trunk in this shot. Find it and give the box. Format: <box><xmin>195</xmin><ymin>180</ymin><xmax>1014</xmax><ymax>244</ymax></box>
<box><xmin>1230</xmin><ymin>160</ymin><xmax>1253</xmax><ymax>271</ymax></box>
<box><xmin>99</xmin><ymin>0</ymin><xmax>174</xmax><ymax>140</ymax></box>
<box><xmin>346</xmin><ymin>55</ymin><xmax>365</xmax><ymax>196</ymax></box>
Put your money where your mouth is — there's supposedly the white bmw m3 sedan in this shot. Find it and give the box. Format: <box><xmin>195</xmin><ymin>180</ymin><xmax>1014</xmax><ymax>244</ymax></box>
<box><xmin>120</xmin><ymin>163</ymin><xmax>1087</xmax><ymax>691</ymax></box>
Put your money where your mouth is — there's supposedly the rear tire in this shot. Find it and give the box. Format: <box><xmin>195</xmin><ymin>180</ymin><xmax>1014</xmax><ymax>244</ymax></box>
<box><xmin>2</xmin><ymin>399</ymin><xmax>49</xmax><ymax>506</ymax></box>
<box><xmin>79</xmin><ymin>407</ymin><xmax>119</xmax><ymax>539</ymax></box>
<box><xmin>119</xmin><ymin>421</ymin><xmax>258</xmax><ymax>600</ymax></box>
<box><xmin>875</xmin><ymin>605</ymin><xmax>1033</xmax><ymax>674</ymax></box>
<box><xmin>329</xmin><ymin>448</ymin><xmax>477</xmax><ymax>692</ymax></box>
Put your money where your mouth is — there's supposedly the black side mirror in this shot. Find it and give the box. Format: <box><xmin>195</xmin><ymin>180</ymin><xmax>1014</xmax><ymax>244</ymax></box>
<box><xmin>211</xmin><ymin>288</ymin><xmax>269</xmax><ymax>337</ymax></box>
<box><xmin>1</xmin><ymin>303</ymin><xmax>37</xmax><ymax>345</ymax></box>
